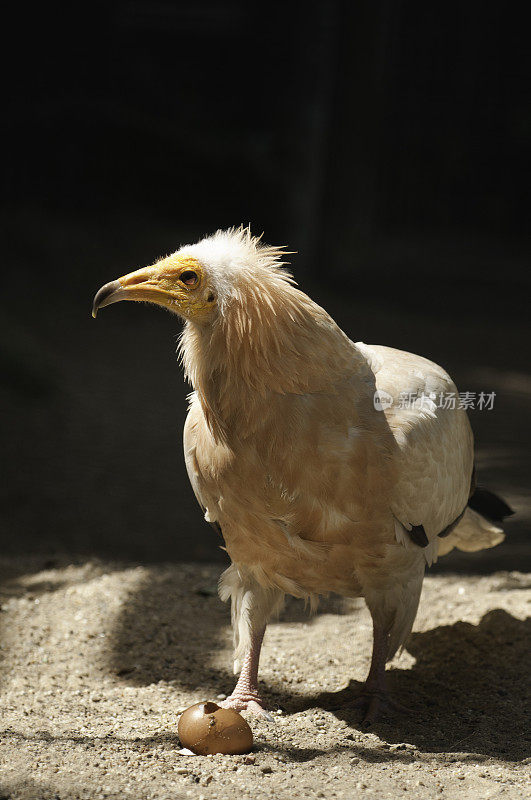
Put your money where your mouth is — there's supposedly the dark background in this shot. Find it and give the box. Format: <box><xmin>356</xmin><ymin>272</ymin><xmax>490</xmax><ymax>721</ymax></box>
<box><xmin>1</xmin><ymin>1</ymin><xmax>529</xmax><ymax>569</ymax></box>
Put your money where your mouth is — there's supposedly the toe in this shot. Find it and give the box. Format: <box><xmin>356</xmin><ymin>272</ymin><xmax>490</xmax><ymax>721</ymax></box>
<box><xmin>360</xmin><ymin>691</ymin><xmax>412</xmax><ymax>727</ymax></box>
<box><xmin>221</xmin><ymin>695</ymin><xmax>273</xmax><ymax>720</ymax></box>
<box><xmin>362</xmin><ymin>694</ymin><xmax>382</xmax><ymax>729</ymax></box>
<box><xmin>247</xmin><ymin>700</ymin><xmax>274</xmax><ymax>721</ymax></box>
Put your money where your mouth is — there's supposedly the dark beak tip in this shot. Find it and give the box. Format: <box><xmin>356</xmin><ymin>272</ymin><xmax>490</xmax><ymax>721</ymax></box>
<box><xmin>92</xmin><ymin>280</ymin><xmax>121</xmax><ymax>318</ymax></box>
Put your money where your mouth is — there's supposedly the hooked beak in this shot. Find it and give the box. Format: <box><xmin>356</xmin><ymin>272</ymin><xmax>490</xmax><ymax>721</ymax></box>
<box><xmin>92</xmin><ymin>279</ymin><xmax>123</xmax><ymax>317</ymax></box>
<box><xmin>92</xmin><ymin>265</ymin><xmax>177</xmax><ymax>318</ymax></box>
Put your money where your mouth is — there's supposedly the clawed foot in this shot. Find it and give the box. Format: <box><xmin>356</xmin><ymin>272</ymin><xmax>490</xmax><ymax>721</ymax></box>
<box><xmin>350</xmin><ymin>689</ymin><xmax>411</xmax><ymax>729</ymax></box>
<box><xmin>221</xmin><ymin>693</ymin><xmax>274</xmax><ymax>721</ymax></box>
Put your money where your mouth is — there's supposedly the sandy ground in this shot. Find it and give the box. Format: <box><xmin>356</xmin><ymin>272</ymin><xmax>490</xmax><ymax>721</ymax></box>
<box><xmin>0</xmin><ymin>557</ymin><xmax>529</xmax><ymax>800</ymax></box>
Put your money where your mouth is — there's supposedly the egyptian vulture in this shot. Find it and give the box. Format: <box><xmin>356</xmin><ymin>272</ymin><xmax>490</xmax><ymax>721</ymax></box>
<box><xmin>92</xmin><ymin>228</ymin><xmax>512</xmax><ymax>726</ymax></box>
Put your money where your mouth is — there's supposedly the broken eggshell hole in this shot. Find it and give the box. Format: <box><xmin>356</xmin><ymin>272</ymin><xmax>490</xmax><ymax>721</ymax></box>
<box><xmin>177</xmin><ymin>701</ymin><xmax>253</xmax><ymax>755</ymax></box>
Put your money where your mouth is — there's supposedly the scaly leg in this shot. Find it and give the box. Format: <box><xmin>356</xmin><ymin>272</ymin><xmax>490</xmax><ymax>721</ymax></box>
<box><xmin>355</xmin><ymin>624</ymin><xmax>409</xmax><ymax>728</ymax></box>
<box><xmin>221</xmin><ymin>628</ymin><xmax>271</xmax><ymax>717</ymax></box>
<box><xmin>360</xmin><ymin>624</ymin><xmax>391</xmax><ymax>727</ymax></box>
<box><xmin>218</xmin><ymin>564</ymin><xmax>284</xmax><ymax>719</ymax></box>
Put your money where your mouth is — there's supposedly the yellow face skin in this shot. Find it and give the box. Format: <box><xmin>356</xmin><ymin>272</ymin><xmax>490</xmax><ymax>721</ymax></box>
<box><xmin>92</xmin><ymin>254</ymin><xmax>217</xmax><ymax>321</ymax></box>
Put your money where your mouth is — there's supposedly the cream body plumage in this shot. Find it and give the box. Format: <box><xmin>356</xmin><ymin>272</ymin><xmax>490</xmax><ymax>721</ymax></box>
<box><xmin>93</xmin><ymin>227</ymin><xmax>510</xmax><ymax>725</ymax></box>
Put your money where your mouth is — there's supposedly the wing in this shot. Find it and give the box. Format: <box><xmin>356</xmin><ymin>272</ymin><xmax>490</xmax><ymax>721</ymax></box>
<box><xmin>183</xmin><ymin>392</ymin><xmax>222</xmax><ymax>534</ymax></box>
<box><xmin>357</xmin><ymin>342</ymin><xmax>474</xmax><ymax>564</ymax></box>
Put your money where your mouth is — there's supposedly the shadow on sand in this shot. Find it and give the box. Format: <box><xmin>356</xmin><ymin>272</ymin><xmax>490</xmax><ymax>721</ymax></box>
<box><xmin>286</xmin><ymin>608</ymin><xmax>531</xmax><ymax>762</ymax></box>
<box><xmin>107</xmin><ymin>567</ymin><xmax>530</xmax><ymax>762</ymax></box>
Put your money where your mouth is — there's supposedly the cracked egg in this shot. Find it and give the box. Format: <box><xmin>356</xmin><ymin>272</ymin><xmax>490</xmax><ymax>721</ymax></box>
<box><xmin>178</xmin><ymin>701</ymin><xmax>253</xmax><ymax>755</ymax></box>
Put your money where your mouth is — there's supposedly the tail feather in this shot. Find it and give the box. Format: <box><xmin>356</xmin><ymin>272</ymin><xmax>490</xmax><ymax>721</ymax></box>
<box><xmin>438</xmin><ymin>488</ymin><xmax>512</xmax><ymax>558</ymax></box>
<box><xmin>468</xmin><ymin>487</ymin><xmax>515</xmax><ymax>523</ymax></box>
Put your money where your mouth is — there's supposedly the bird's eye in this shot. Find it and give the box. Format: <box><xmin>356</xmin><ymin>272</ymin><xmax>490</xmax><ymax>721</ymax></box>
<box><xmin>180</xmin><ymin>270</ymin><xmax>199</xmax><ymax>286</ymax></box>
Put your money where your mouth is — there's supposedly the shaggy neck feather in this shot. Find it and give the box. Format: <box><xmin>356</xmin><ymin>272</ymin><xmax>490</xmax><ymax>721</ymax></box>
<box><xmin>179</xmin><ymin>278</ymin><xmax>363</xmax><ymax>443</ymax></box>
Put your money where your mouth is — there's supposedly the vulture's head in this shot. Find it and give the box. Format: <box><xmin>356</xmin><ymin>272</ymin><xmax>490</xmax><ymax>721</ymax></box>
<box><xmin>92</xmin><ymin>227</ymin><xmax>357</xmax><ymax>420</ymax></box>
<box><xmin>92</xmin><ymin>227</ymin><xmax>292</xmax><ymax>325</ymax></box>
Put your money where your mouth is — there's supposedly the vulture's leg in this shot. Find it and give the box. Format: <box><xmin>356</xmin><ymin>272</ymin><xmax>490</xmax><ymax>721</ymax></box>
<box><xmin>221</xmin><ymin>627</ymin><xmax>268</xmax><ymax>717</ymax></box>
<box><xmin>219</xmin><ymin>565</ymin><xmax>284</xmax><ymax>717</ymax></box>
<box><xmin>358</xmin><ymin>623</ymin><xmax>394</xmax><ymax>728</ymax></box>
<box><xmin>358</xmin><ymin>623</ymin><xmax>411</xmax><ymax>728</ymax></box>
<box><xmin>355</xmin><ymin>568</ymin><xmax>423</xmax><ymax>727</ymax></box>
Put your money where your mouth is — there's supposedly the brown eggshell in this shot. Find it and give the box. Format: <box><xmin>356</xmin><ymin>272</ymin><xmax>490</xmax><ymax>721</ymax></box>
<box><xmin>178</xmin><ymin>701</ymin><xmax>253</xmax><ymax>755</ymax></box>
